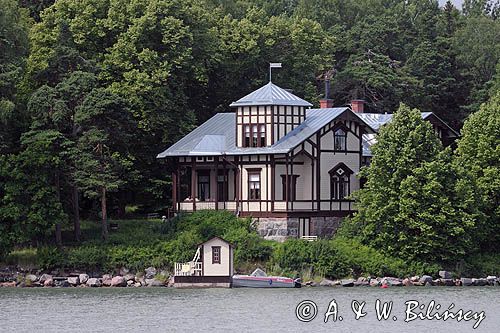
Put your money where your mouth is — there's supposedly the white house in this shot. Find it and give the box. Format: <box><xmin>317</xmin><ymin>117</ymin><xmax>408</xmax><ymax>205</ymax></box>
<box><xmin>158</xmin><ymin>78</ymin><xmax>458</xmax><ymax>241</ymax></box>
<box><xmin>174</xmin><ymin>237</ymin><xmax>234</xmax><ymax>288</ymax></box>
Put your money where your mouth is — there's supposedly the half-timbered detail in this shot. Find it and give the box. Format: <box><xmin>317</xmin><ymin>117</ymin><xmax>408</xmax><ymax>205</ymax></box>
<box><xmin>158</xmin><ymin>81</ymin><xmax>458</xmax><ymax>241</ymax></box>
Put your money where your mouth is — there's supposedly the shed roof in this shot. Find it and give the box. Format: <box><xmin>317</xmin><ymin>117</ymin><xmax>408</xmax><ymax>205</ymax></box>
<box><xmin>229</xmin><ymin>82</ymin><xmax>312</xmax><ymax>107</ymax></box>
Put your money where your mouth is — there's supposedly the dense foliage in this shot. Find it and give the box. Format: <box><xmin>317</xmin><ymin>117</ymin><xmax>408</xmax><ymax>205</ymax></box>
<box><xmin>0</xmin><ymin>0</ymin><xmax>499</xmax><ymax>271</ymax></box>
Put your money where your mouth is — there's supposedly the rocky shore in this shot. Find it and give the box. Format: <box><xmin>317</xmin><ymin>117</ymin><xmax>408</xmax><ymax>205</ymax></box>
<box><xmin>0</xmin><ymin>267</ymin><xmax>172</xmax><ymax>288</ymax></box>
<box><xmin>1</xmin><ymin>267</ymin><xmax>499</xmax><ymax>289</ymax></box>
<box><xmin>313</xmin><ymin>271</ymin><xmax>500</xmax><ymax>287</ymax></box>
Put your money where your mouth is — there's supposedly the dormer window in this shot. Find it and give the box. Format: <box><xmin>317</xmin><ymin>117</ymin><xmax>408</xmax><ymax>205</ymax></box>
<box><xmin>334</xmin><ymin>128</ymin><xmax>347</xmax><ymax>151</ymax></box>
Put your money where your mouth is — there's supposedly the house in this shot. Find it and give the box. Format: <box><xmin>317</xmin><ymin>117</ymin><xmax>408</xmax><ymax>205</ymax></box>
<box><xmin>157</xmin><ymin>78</ymin><xmax>458</xmax><ymax>241</ymax></box>
<box><xmin>173</xmin><ymin>237</ymin><xmax>234</xmax><ymax>288</ymax></box>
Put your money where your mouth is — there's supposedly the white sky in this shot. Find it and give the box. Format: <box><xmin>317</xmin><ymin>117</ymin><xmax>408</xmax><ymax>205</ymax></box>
<box><xmin>438</xmin><ymin>0</ymin><xmax>464</xmax><ymax>8</ymax></box>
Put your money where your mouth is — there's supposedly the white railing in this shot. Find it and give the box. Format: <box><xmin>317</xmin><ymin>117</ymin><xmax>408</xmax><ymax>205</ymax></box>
<box><xmin>174</xmin><ymin>261</ymin><xmax>202</xmax><ymax>276</ymax></box>
<box><xmin>300</xmin><ymin>236</ymin><xmax>318</xmax><ymax>242</ymax></box>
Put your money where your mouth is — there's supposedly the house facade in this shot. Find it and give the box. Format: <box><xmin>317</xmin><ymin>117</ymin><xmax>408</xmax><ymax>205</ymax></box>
<box><xmin>157</xmin><ymin>81</ymin><xmax>458</xmax><ymax>241</ymax></box>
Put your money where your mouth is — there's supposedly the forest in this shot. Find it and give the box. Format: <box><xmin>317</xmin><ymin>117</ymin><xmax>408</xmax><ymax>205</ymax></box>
<box><xmin>0</xmin><ymin>0</ymin><xmax>499</xmax><ymax>271</ymax></box>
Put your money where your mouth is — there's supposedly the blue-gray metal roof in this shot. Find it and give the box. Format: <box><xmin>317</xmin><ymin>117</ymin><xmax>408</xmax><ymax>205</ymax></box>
<box><xmin>157</xmin><ymin>107</ymin><xmax>357</xmax><ymax>157</ymax></box>
<box><xmin>229</xmin><ymin>82</ymin><xmax>313</xmax><ymax>107</ymax></box>
<box><xmin>358</xmin><ymin>112</ymin><xmax>458</xmax><ymax>156</ymax></box>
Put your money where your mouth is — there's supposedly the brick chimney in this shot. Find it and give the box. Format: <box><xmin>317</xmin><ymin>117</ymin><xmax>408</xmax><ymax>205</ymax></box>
<box><xmin>351</xmin><ymin>99</ymin><xmax>365</xmax><ymax>113</ymax></box>
<box><xmin>319</xmin><ymin>76</ymin><xmax>334</xmax><ymax>108</ymax></box>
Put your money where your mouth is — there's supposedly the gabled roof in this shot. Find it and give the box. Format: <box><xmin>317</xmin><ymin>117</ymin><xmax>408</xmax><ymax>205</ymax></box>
<box><xmin>197</xmin><ymin>236</ymin><xmax>234</xmax><ymax>248</ymax></box>
<box><xmin>157</xmin><ymin>107</ymin><xmax>375</xmax><ymax>157</ymax></box>
<box><xmin>229</xmin><ymin>82</ymin><xmax>313</xmax><ymax>107</ymax></box>
<box><xmin>356</xmin><ymin>112</ymin><xmax>459</xmax><ymax>137</ymax></box>
<box><xmin>359</xmin><ymin>112</ymin><xmax>459</xmax><ymax>156</ymax></box>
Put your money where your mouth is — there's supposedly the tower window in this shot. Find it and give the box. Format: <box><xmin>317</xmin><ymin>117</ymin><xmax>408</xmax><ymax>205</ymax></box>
<box><xmin>244</xmin><ymin>125</ymin><xmax>250</xmax><ymax>147</ymax></box>
<box><xmin>252</xmin><ymin>125</ymin><xmax>258</xmax><ymax>147</ymax></box>
<box><xmin>259</xmin><ymin>124</ymin><xmax>266</xmax><ymax>147</ymax></box>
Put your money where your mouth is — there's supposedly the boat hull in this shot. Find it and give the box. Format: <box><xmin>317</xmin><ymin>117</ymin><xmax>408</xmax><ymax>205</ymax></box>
<box><xmin>232</xmin><ymin>275</ymin><xmax>298</xmax><ymax>288</ymax></box>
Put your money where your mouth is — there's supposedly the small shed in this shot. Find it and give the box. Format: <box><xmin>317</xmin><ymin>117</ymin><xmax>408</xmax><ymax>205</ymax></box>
<box><xmin>174</xmin><ymin>237</ymin><xmax>234</xmax><ymax>288</ymax></box>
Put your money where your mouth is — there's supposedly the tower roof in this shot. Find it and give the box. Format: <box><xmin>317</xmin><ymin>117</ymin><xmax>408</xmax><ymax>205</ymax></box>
<box><xmin>229</xmin><ymin>82</ymin><xmax>312</xmax><ymax>107</ymax></box>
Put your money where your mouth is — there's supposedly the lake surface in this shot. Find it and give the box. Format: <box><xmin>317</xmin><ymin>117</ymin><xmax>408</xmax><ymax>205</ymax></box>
<box><xmin>0</xmin><ymin>286</ymin><xmax>498</xmax><ymax>332</ymax></box>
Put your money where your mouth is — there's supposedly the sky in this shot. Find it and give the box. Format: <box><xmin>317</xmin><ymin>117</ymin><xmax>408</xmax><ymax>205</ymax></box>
<box><xmin>438</xmin><ymin>0</ymin><xmax>464</xmax><ymax>8</ymax></box>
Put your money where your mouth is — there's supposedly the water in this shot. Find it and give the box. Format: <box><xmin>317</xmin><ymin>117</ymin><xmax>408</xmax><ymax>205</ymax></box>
<box><xmin>0</xmin><ymin>287</ymin><xmax>498</xmax><ymax>332</ymax></box>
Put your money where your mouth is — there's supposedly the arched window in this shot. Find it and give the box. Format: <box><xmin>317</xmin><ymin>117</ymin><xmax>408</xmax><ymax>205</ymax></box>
<box><xmin>334</xmin><ymin>128</ymin><xmax>347</xmax><ymax>151</ymax></box>
<box><xmin>329</xmin><ymin>163</ymin><xmax>353</xmax><ymax>200</ymax></box>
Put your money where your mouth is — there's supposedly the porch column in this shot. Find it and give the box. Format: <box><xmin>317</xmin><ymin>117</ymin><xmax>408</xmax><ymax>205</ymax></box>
<box><xmin>213</xmin><ymin>157</ymin><xmax>219</xmax><ymax>210</ymax></box>
<box><xmin>235</xmin><ymin>157</ymin><xmax>240</xmax><ymax>213</ymax></box>
<box><xmin>191</xmin><ymin>159</ymin><xmax>196</xmax><ymax>211</ymax></box>
<box><xmin>285</xmin><ymin>154</ymin><xmax>289</xmax><ymax>211</ymax></box>
<box><xmin>171</xmin><ymin>170</ymin><xmax>177</xmax><ymax>212</ymax></box>
<box><xmin>271</xmin><ymin>155</ymin><xmax>275</xmax><ymax>211</ymax></box>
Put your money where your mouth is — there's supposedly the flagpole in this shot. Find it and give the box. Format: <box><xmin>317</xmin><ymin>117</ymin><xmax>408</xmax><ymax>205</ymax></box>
<box><xmin>269</xmin><ymin>63</ymin><xmax>282</xmax><ymax>83</ymax></box>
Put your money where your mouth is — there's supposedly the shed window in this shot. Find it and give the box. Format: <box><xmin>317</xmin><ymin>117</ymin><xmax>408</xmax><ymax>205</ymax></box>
<box><xmin>334</xmin><ymin>128</ymin><xmax>347</xmax><ymax>151</ymax></box>
<box><xmin>212</xmin><ymin>246</ymin><xmax>221</xmax><ymax>264</ymax></box>
<box><xmin>248</xmin><ymin>172</ymin><xmax>261</xmax><ymax>200</ymax></box>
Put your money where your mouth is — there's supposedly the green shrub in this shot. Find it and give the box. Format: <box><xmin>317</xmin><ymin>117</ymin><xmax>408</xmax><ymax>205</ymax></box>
<box><xmin>37</xmin><ymin>247</ymin><xmax>67</xmax><ymax>270</ymax></box>
<box><xmin>66</xmin><ymin>246</ymin><xmax>108</xmax><ymax>270</ymax></box>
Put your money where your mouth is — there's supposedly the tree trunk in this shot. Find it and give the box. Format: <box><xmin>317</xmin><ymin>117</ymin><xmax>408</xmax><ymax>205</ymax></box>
<box><xmin>55</xmin><ymin>171</ymin><xmax>62</xmax><ymax>247</ymax></box>
<box><xmin>72</xmin><ymin>185</ymin><xmax>81</xmax><ymax>242</ymax></box>
<box><xmin>101</xmin><ymin>186</ymin><xmax>108</xmax><ymax>240</ymax></box>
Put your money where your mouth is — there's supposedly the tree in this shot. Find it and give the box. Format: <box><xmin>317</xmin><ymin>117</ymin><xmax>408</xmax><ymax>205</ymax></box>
<box><xmin>453</xmin><ymin>16</ymin><xmax>500</xmax><ymax>114</ymax></box>
<box><xmin>346</xmin><ymin>104</ymin><xmax>470</xmax><ymax>263</ymax></box>
<box><xmin>74</xmin><ymin>89</ymin><xmax>136</xmax><ymax>240</ymax></box>
<box><xmin>454</xmin><ymin>92</ymin><xmax>500</xmax><ymax>253</ymax></box>
<box><xmin>0</xmin><ymin>130</ymin><xmax>68</xmax><ymax>252</ymax></box>
<box><xmin>0</xmin><ymin>0</ymin><xmax>30</xmax><ymax>154</ymax></box>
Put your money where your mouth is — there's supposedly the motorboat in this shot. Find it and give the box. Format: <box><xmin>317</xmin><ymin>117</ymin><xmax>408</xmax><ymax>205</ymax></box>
<box><xmin>232</xmin><ymin>268</ymin><xmax>301</xmax><ymax>288</ymax></box>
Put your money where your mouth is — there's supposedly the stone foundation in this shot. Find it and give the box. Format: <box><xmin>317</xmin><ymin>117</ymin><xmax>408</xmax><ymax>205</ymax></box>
<box><xmin>256</xmin><ymin>216</ymin><xmax>343</xmax><ymax>241</ymax></box>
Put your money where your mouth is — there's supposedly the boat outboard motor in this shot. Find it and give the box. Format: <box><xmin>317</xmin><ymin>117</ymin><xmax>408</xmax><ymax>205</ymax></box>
<box><xmin>294</xmin><ymin>274</ymin><xmax>302</xmax><ymax>288</ymax></box>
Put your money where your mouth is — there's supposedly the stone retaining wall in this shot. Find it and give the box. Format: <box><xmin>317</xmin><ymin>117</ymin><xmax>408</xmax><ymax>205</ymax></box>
<box><xmin>256</xmin><ymin>216</ymin><xmax>343</xmax><ymax>241</ymax></box>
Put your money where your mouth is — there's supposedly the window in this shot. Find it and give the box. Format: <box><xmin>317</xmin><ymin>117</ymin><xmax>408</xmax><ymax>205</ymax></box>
<box><xmin>244</xmin><ymin>125</ymin><xmax>251</xmax><ymax>147</ymax></box>
<box><xmin>281</xmin><ymin>175</ymin><xmax>299</xmax><ymax>201</ymax></box>
<box><xmin>212</xmin><ymin>246</ymin><xmax>221</xmax><ymax>264</ymax></box>
<box><xmin>242</xmin><ymin>124</ymin><xmax>266</xmax><ymax>147</ymax></box>
<box><xmin>334</xmin><ymin>128</ymin><xmax>347</xmax><ymax>151</ymax></box>
<box><xmin>329</xmin><ymin>164</ymin><xmax>352</xmax><ymax>200</ymax></box>
<box><xmin>248</xmin><ymin>172</ymin><xmax>261</xmax><ymax>200</ymax></box>
<box><xmin>197</xmin><ymin>171</ymin><xmax>210</xmax><ymax>201</ymax></box>
<box><xmin>259</xmin><ymin>124</ymin><xmax>266</xmax><ymax>147</ymax></box>
<box><xmin>252</xmin><ymin>125</ymin><xmax>258</xmax><ymax>147</ymax></box>
<box><xmin>331</xmin><ymin>171</ymin><xmax>349</xmax><ymax>199</ymax></box>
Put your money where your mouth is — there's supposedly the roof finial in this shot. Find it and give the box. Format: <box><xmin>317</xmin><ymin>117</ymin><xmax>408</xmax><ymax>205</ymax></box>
<box><xmin>269</xmin><ymin>63</ymin><xmax>282</xmax><ymax>82</ymax></box>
